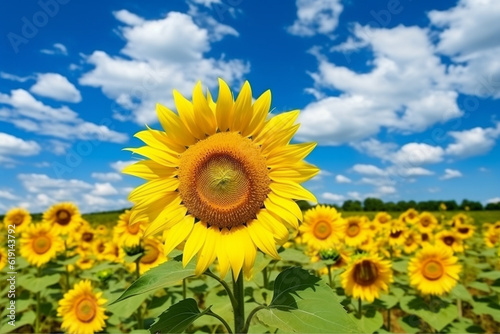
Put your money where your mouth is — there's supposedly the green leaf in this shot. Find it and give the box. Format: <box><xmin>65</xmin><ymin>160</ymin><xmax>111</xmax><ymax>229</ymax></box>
<box><xmin>149</xmin><ymin>298</ymin><xmax>210</xmax><ymax>334</ymax></box>
<box><xmin>473</xmin><ymin>301</ymin><xmax>500</xmax><ymax>319</ymax></box>
<box><xmin>449</xmin><ymin>284</ymin><xmax>474</xmax><ymax>304</ymax></box>
<box><xmin>0</xmin><ymin>310</ymin><xmax>36</xmax><ymax>333</ymax></box>
<box><xmin>399</xmin><ymin>295</ymin><xmax>457</xmax><ymax>331</ymax></box>
<box><xmin>467</xmin><ymin>281</ymin><xmax>490</xmax><ymax>293</ymax></box>
<box><xmin>447</xmin><ymin>318</ymin><xmax>484</xmax><ymax>333</ymax></box>
<box><xmin>377</xmin><ymin>293</ymin><xmax>399</xmax><ymax>309</ymax></box>
<box><xmin>349</xmin><ymin>306</ymin><xmax>383</xmax><ymax>333</ymax></box>
<box><xmin>478</xmin><ymin>270</ymin><xmax>500</xmax><ymax>280</ymax></box>
<box><xmin>391</xmin><ymin>259</ymin><xmax>409</xmax><ymax>273</ymax></box>
<box><xmin>278</xmin><ymin>248</ymin><xmax>311</xmax><ymax>264</ymax></box>
<box><xmin>19</xmin><ymin>274</ymin><xmax>61</xmax><ymax>293</ymax></box>
<box><xmin>397</xmin><ymin>315</ymin><xmax>422</xmax><ymax>334</ymax></box>
<box><xmin>256</xmin><ymin>267</ymin><xmax>361</xmax><ymax>333</ymax></box>
<box><xmin>111</xmin><ymin>259</ymin><xmax>195</xmax><ymax>304</ymax></box>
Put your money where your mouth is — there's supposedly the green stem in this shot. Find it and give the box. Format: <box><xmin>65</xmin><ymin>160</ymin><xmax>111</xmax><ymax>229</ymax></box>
<box><xmin>263</xmin><ymin>267</ymin><xmax>269</xmax><ymax>289</ymax></box>
<box><xmin>387</xmin><ymin>308</ymin><xmax>391</xmax><ymax>332</ymax></box>
<box><xmin>358</xmin><ymin>298</ymin><xmax>362</xmax><ymax>319</ymax></box>
<box><xmin>242</xmin><ymin>305</ymin><xmax>267</xmax><ymax>333</ymax></box>
<box><xmin>204</xmin><ymin>270</ymin><xmax>238</xmax><ymax>311</ymax></box>
<box><xmin>35</xmin><ymin>267</ymin><xmax>41</xmax><ymax>333</ymax></box>
<box><xmin>135</xmin><ymin>257</ymin><xmax>143</xmax><ymax>329</ymax></box>
<box><xmin>457</xmin><ymin>298</ymin><xmax>462</xmax><ymax>319</ymax></box>
<box><xmin>183</xmin><ymin>278</ymin><xmax>187</xmax><ymax>300</ymax></box>
<box><xmin>327</xmin><ymin>265</ymin><xmax>333</xmax><ymax>288</ymax></box>
<box><xmin>206</xmin><ymin>310</ymin><xmax>233</xmax><ymax>334</ymax></box>
<box><xmin>233</xmin><ymin>272</ymin><xmax>245</xmax><ymax>333</ymax></box>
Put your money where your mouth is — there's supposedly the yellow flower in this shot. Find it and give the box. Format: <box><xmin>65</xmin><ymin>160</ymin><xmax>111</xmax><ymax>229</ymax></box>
<box><xmin>454</xmin><ymin>223</ymin><xmax>475</xmax><ymax>240</ymax></box>
<box><xmin>415</xmin><ymin>212</ymin><xmax>437</xmax><ymax>233</ymax></box>
<box><xmin>387</xmin><ymin>220</ymin><xmax>407</xmax><ymax>247</ymax></box>
<box><xmin>299</xmin><ymin>205</ymin><xmax>345</xmax><ymax>251</ymax></box>
<box><xmin>0</xmin><ymin>247</ymin><xmax>7</xmax><ymax>271</ymax></box>
<box><xmin>341</xmin><ymin>253</ymin><xmax>393</xmax><ymax>302</ymax></box>
<box><xmin>43</xmin><ymin>202</ymin><xmax>81</xmax><ymax>235</ymax></box>
<box><xmin>343</xmin><ymin>216</ymin><xmax>369</xmax><ymax>247</ymax></box>
<box><xmin>451</xmin><ymin>213</ymin><xmax>470</xmax><ymax>227</ymax></box>
<box><xmin>95</xmin><ymin>225</ymin><xmax>109</xmax><ymax>236</ymax></box>
<box><xmin>136</xmin><ymin>237</ymin><xmax>166</xmax><ymax>274</ymax></box>
<box><xmin>400</xmin><ymin>208</ymin><xmax>419</xmax><ymax>225</ymax></box>
<box><xmin>103</xmin><ymin>241</ymin><xmax>124</xmax><ymax>263</ymax></box>
<box><xmin>403</xmin><ymin>230</ymin><xmax>421</xmax><ymax>254</ymax></box>
<box><xmin>3</xmin><ymin>207</ymin><xmax>31</xmax><ymax>233</ymax></box>
<box><xmin>484</xmin><ymin>227</ymin><xmax>500</xmax><ymax>248</ymax></box>
<box><xmin>76</xmin><ymin>255</ymin><xmax>95</xmax><ymax>271</ymax></box>
<box><xmin>436</xmin><ymin>230</ymin><xmax>464</xmax><ymax>253</ymax></box>
<box><xmin>419</xmin><ymin>231</ymin><xmax>433</xmax><ymax>247</ymax></box>
<box><xmin>57</xmin><ymin>280</ymin><xmax>107</xmax><ymax>334</ymax></box>
<box><xmin>373</xmin><ymin>212</ymin><xmax>392</xmax><ymax>230</ymax></box>
<box><xmin>124</xmin><ymin>79</ymin><xmax>318</xmax><ymax>279</ymax></box>
<box><xmin>20</xmin><ymin>223</ymin><xmax>64</xmax><ymax>267</ymax></box>
<box><xmin>439</xmin><ymin>203</ymin><xmax>447</xmax><ymax>211</ymax></box>
<box><xmin>408</xmin><ymin>245</ymin><xmax>461</xmax><ymax>295</ymax></box>
<box><xmin>114</xmin><ymin>210</ymin><xmax>147</xmax><ymax>248</ymax></box>
<box><xmin>92</xmin><ymin>239</ymin><xmax>108</xmax><ymax>261</ymax></box>
<box><xmin>77</xmin><ymin>225</ymin><xmax>97</xmax><ymax>252</ymax></box>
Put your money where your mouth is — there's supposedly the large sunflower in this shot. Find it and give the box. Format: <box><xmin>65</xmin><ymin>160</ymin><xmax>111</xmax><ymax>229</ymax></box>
<box><xmin>20</xmin><ymin>223</ymin><xmax>64</xmax><ymax>267</ymax></box>
<box><xmin>57</xmin><ymin>280</ymin><xmax>107</xmax><ymax>334</ymax></box>
<box><xmin>299</xmin><ymin>205</ymin><xmax>345</xmax><ymax>251</ymax></box>
<box><xmin>343</xmin><ymin>216</ymin><xmax>369</xmax><ymax>247</ymax></box>
<box><xmin>43</xmin><ymin>202</ymin><xmax>81</xmax><ymax>235</ymax></box>
<box><xmin>387</xmin><ymin>220</ymin><xmax>407</xmax><ymax>247</ymax></box>
<box><xmin>3</xmin><ymin>207</ymin><xmax>31</xmax><ymax>233</ymax></box>
<box><xmin>341</xmin><ymin>253</ymin><xmax>393</xmax><ymax>302</ymax></box>
<box><xmin>124</xmin><ymin>80</ymin><xmax>318</xmax><ymax>279</ymax></box>
<box><xmin>408</xmin><ymin>245</ymin><xmax>461</xmax><ymax>295</ymax></box>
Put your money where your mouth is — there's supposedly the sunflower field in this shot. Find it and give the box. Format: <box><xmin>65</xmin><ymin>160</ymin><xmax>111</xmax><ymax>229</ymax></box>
<box><xmin>1</xmin><ymin>80</ymin><xmax>500</xmax><ymax>334</ymax></box>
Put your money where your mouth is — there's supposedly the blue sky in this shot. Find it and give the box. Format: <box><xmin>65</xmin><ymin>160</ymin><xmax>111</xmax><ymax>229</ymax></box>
<box><xmin>0</xmin><ymin>0</ymin><xmax>499</xmax><ymax>213</ymax></box>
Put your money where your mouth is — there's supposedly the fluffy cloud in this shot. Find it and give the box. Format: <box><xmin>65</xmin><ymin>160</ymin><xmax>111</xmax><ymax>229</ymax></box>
<box><xmin>446</xmin><ymin>123</ymin><xmax>500</xmax><ymax>158</ymax></box>
<box><xmin>79</xmin><ymin>10</ymin><xmax>248</xmax><ymax>124</ymax></box>
<box><xmin>91</xmin><ymin>172</ymin><xmax>122</xmax><ymax>182</ymax></box>
<box><xmin>40</xmin><ymin>43</ymin><xmax>68</xmax><ymax>56</ymax></box>
<box><xmin>440</xmin><ymin>168</ymin><xmax>463</xmax><ymax>180</ymax></box>
<box><xmin>321</xmin><ymin>192</ymin><xmax>345</xmax><ymax>202</ymax></box>
<box><xmin>92</xmin><ymin>182</ymin><xmax>119</xmax><ymax>196</ymax></box>
<box><xmin>111</xmin><ymin>160</ymin><xmax>136</xmax><ymax>173</ymax></box>
<box><xmin>0</xmin><ymin>132</ymin><xmax>41</xmax><ymax>157</ymax></box>
<box><xmin>30</xmin><ymin>73</ymin><xmax>81</xmax><ymax>103</ymax></box>
<box><xmin>335</xmin><ymin>174</ymin><xmax>351</xmax><ymax>183</ymax></box>
<box><xmin>0</xmin><ymin>190</ymin><xmax>19</xmax><ymax>200</ymax></box>
<box><xmin>392</xmin><ymin>143</ymin><xmax>444</xmax><ymax>165</ymax></box>
<box><xmin>287</xmin><ymin>0</ymin><xmax>343</xmax><ymax>37</ymax></box>
<box><xmin>0</xmin><ymin>89</ymin><xmax>127</xmax><ymax>143</ymax></box>
<box><xmin>351</xmin><ymin>164</ymin><xmax>386</xmax><ymax>176</ymax></box>
<box><xmin>487</xmin><ymin>197</ymin><xmax>500</xmax><ymax>204</ymax></box>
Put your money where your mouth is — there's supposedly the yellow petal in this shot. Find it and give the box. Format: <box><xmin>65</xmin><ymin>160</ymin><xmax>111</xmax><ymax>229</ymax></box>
<box><xmin>232</xmin><ymin>81</ymin><xmax>253</xmax><ymax>133</ymax></box>
<box><xmin>125</xmin><ymin>146</ymin><xmax>179</xmax><ymax>168</ymax></box>
<box><xmin>254</xmin><ymin>110</ymin><xmax>299</xmax><ymax>144</ymax></box>
<box><xmin>123</xmin><ymin>160</ymin><xmax>177</xmax><ymax>180</ymax></box>
<box><xmin>206</xmin><ymin>88</ymin><xmax>217</xmax><ymax>112</ymax></box>
<box><xmin>128</xmin><ymin>178</ymin><xmax>179</xmax><ymax>202</ymax></box>
<box><xmin>183</xmin><ymin>222</ymin><xmax>208</xmax><ymax>267</ymax></box>
<box><xmin>144</xmin><ymin>201</ymin><xmax>186</xmax><ymax>237</ymax></box>
<box><xmin>216</xmin><ymin>229</ymin><xmax>231</xmax><ymax>279</ymax></box>
<box><xmin>267</xmin><ymin>142</ymin><xmax>317</xmax><ymax>167</ymax></box>
<box><xmin>193</xmin><ymin>81</ymin><xmax>217</xmax><ymax>136</ymax></box>
<box><xmin>264</xmin><ymin>197</ymin><xmax>299</xmax><ymax>230</ymax></box>
<box><xmin>241</xmin><ymin>229</ymin><xmax>257</xmax><ymax>279</ymax></box>
<box><xmin>270</xmin><ymin>180</ymin><xmax>317</xmax><ymax>203</ymax></box>
<box><xmin>156</xmin><ymin>103</ymin><xmax>196</xmax><ymax>146</ymax></box>
<box><xmin>257</xmin><ymin>209</ymin><xmax>289</xmax><ymax>244</ymax></box>
<box><xmin>173</xmin><ymin>90</ymin><xmax>205</xmax><ymax>140</ymax></box>
<box><xmin>261</xmin><ymin>124</ymin><xmax>300</xmax><ymax>155</ymax></box>
<box><xmin>195</xmin><ymin>225</ymin><xmax>218</xmax><ymax>276</ymax></box>
<box><xmin>267</xmin><ymin>192</ymin><xmax>303</xmax><ymax>222</ymax></box>
<box><xmin>163</xmin><ymin>215</ymin><xmax>195</xmax><ymax>255</ymax></box>
<box><xmin>216</xmin><ymin>78</ymin><xmax>234</xmax><ymax>132</ymax></box>
<box><xmin>243</xmin><ymin>89</ymin><xmax>271</xmax><ymax>137</ymax></box>
<box><xmin>134</xmin><ymin>127</ymin><xmax>184</xmax><ymax>154</ymax></box>
<box><xmin>225</xmin><ymin>227</ymin><xmax>246</xmax><ymax>280</ymax></box>
<box><xmin>268</xmin><ymin>162</ymin><xmax>320</xmax><ymax>183</ymax></box>
<box><xmin>247</xmin><ymin>220</ymin><xmax>280</xmax><ymax>259</ymax></box>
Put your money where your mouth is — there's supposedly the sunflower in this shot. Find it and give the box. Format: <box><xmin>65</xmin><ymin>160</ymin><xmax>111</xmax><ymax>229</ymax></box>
<box><xmin>415</xmin><ymin>212</ymin><xmax>437</xmax><ymax>233</ymax></box>
<box><xmin>299</xmin><ymin>205</ymin><xmax>345</xmax><ymax>251</ymax></box>
<box><xmin>0</xmin><ymin>247</ymin><xmax>7</xmax><ymax>271</ymax></box>
<box><xmin>484</xmin><ymin>227</ymin><xmax>500</xmax><ymax>248</ymax></box>
<box><xmin>77</xmin><ymin>225</ymin><xmax>97</xmax><ymax>252</ymax></box>
<box><xmin>454</xmin><ymin>223</ymin><xmax>475</xmax><ymax>240</ymax></box>
<box><xmin>373</xmin><ymin>212</ymin><xmax>392</xmax><ymax>230</ymax></box>
<box><xmin>104</xmin><ymin>241</ymin><xmax>125</xmax><ymax>263</ymax></box>
<box><xmin>57</xmin><ymin>280</ymin><xmax>107</xmax><ymax>334</ymax></box>
<box><xmin>400</xmin><ymin>208</ymin><xmax>419</xmax><ymax>225</ymax></box>
<box><xmin>451</xmin><ymin>213</ymin><xmax>470</xmax><ymax>227</ymax></box>
<box><xmin>114</xmin><ymin>210</ymin><xmax>147</xmax><ymax>248</ymax></box>
<box><xmin>408</xmin><ymin>245</ymin><xmax>461</xmax><ymax>295</ymax></box>
<box><xmin>343</xmin><ymin>216</ymin><xmax>369</xmax><ymax>247</ymax></box>
<box><xmin>403</xmin><ymin>230</ymin><xmax>421</xmax><ymax>254</ymax></box>
<box><xmin>135</xmin><ymin>237</ymin><xmax>166</xmax><ymax>274</ymax></box>
<box><xmin>436</xmin><ymin>230</ymin><xmax>464</xmax><ymax>253</ymax></box>
<box><xmin>420</xmin><ymin>231</ymin><xmax>433</xmax><ymax>247</ymax></box>
<box><xmin>387</xmin><ymin>220</ymin><xmax>407</xmax><ymax>247</ymax></box>
<box><xmin>92</xmin><ymin>239</ymin><xmax>108</xmax><ymax>261</ymax></box>
<box><xmin>309</xmin><ymin>247</ymin><xmax>350</xmax><ymax>275</ymax></box>
<box><xmin>124</xmin><ymin>79</ymin><xmax>319</xmax><ymax>279</ymax></box>
<box><xmin>20</xmin><ymin>223</ymin><xmax>64</xmax><ymax>267</ymax></box>
<box><xmin>3</xmin><ymin>207</ymin><xmax>31</xmax><ymax>233</ymax></box>
<box><xmin>341</xmin><ymin>253</ymin><xmax>393</xmax><ymax>302</ymax></box>
<box><xmin>95</xmin><ymin>225</ymin><xmax>109</xmax><ymax>236</ymax></box>
<box><xmin>76</xmin><ymin>255</ymin><xmax>96</xmax><ymax>271</ymax></box>
<box><xmin>43</xmin><ymin>202</ymin><xmax>81</xmax><ymax>235</ymax></box>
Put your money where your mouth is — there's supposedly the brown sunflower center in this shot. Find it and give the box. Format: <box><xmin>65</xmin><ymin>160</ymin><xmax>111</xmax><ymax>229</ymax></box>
<box><xmin>353</xmin><ymin>260</ymin><xmax>379</xmax><ymax>286</ymax></box>
<box><xmin>56</xmin><ymin>210</ymin><xmax>71</xmax><ymax>226</ymax></box>
<box><xmin>408</xmin><ymin>212</ymin><xmax>416</xmax><ymax>219</ymax></box>
<box><xmin>405</xmin><ymin>236</ymin><xmax>414</xmax><ymax>246</ymax></box>
<box><xmin>458</xmin><ymin>227</ymin><xmax>469</xmax><ymax>234</ymax></box>
<box><xmin>97</xmin><ymin>243</ymin><xmax>105</xmax><ymax>254</ymax></box>
<box><xmin>75</xmin><ymin>298</ymin><xmax>97</xmax><ymax>323</ymax></box>
<box><xmin>390</xmin><ymin>230</ymin><xmax>403</xmax><ymax>239</ymax></box>
<box><xmin>127</xmin><ymin>222</ymin><xmax>141</xmax><ymax>234</ymax></box>
<box><xmin>12</xmin><ymin>214</ymin><xmax>25</xmax><ymax>226</ymax></box>
<box><xmin>82</xmin><ymin>232</ymin><xmax>94</xmax><ymax>243</ymax></box>
<box><xmin>178</xmin><ymin>132</ymin><xmax>270</xmax><ymax>228</ymax></box>
<box><xmin>422</xmin><ymin>260</ymin><xmax>444</xmax><ymax>280</ymax></box>
<box><xmin>421</xmin><ymin>233</ymin><xmax>429</xmax><ymax>241</ymax></box>
<box><xmin>379</xmin><ymin>216</ymin><xmax>388</xmax><ymax>224</ymax></box>
<box><xmin>141</xmin><ymin>243</ymin><xmax>160</xmax><ymax>264</ymax></box>
<box><xmin>33</xmin><ymin>235</ymin><xmax>52</xmax><ymax>254</ymax></box>
<box><xmin>313</xmin><ymin>221</ymin><xmax>332</xmax><ymax>240</ymax></box>
<box><xmin>346</xmin><ymin>222</ymin><xmax>361</xmax><ymax>237</ymax></box>
<box><xmin>443</xmin><ymin>236</ymin><xmax>455</xmax><ymax>246</ymax></box>
<box><xmin>421</xmin><ymin>218</ymin><xmax>430</xmax><ymax>227</ymax></box>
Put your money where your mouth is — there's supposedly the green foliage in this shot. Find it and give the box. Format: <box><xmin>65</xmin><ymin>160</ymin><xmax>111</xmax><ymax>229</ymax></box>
<box><xmin>149</xmin><ymin>299</ymin><xmax>211</xmax><ymax>334</ymax></box>
<box><xmin>400</xmin><ymin>295</ymin><xmax>458</xmax><ymax>331</ymax></box>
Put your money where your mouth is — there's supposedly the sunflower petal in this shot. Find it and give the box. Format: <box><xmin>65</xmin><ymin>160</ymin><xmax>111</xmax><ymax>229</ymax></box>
<box><xmin>183</xmin><ymin>222</ymin><xmax>208</xmax><ymax>267</ymax></box>
<box><xmin>173</xmin><ymin>90</ymin><xmax>205</xmax><ymax>140</ymax></box>
<box><xmin>156</xmin><ymin>103</ymin><xmax>196</xmax><ymax>145</ymax></box>
<box><xmin>257</xmin><ymin>209</ymin><xmax>290</xmax><ymax>244</ymax></box>
<box><xmin>247</xmin><ymin>220</ymin><xmax>280</xmax><ymax>259</ymax></box>
<box><xmin>244</xmin><ymin>89</ymin><xmax>271</xmax><ymax>137</ymax></box>
<box><xmin>267</xmin><ymin>192</ymin><xmax>303</xmax><ymax>222</ymax></box>
<box><xmin>123</xmin><ymin>160</ymin><xmax>177</xmax><ymax>180</ymax></box>
<box><xmin>232</xmin><ymin>81</ymin><xmax>253</xmax><ymax>133</ymax></box>
<box><xmin>270</xmin><ymin>180</ymin><xmax>317</xmax><ymax>203</ymax></box>
<box><xmin>193</xmin><ymin>81</ymin><xmax>217</xmax><ymax>136</ymax></box>
<box><xmin>125</xmin><ymin>146</ymin><xmax>179</xmax><ymax>167</ymax></box>
<box><xmin>195</xmin><ymin>225</ymin><xmax>218</xmax><ymax>276</ymax></box>
<box><xmin>269</xmin><ymin>162</ymin><xmax>320</xmax><ymax>183</ymax></box>
<box><xmin>264</xmin><ymin>197</ymin><xmax>299</xmax><ymax>229</ymax></box>
<box><xmin>267</xmin><ymin>142</ymin><xmax>317</xmax><ymax>167</ymax></box>
<box><xmin>216</xmin><ymin>78</ymin><xmax>234</xmax><ymax>132</ymax></box>
<box><xmin>254</xmin><ymin>110</ymin><xmax>299</xmax><ymax>144</ymax></box>
<box><xmin>128</xmin><ymin>178</ymin><xmax>179</xmax><ymax>202</ymax></box>
<box><xmin>163</xmin><ymin>215</ymin><xmax>195</xmax><ymax>255</ymax></box>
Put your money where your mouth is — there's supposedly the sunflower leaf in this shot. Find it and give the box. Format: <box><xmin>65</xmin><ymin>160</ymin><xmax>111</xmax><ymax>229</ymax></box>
<box><xmin>399</xmin><ymin>295</ymin><xmax>457</xmax><ymax>331</ymax></box>
<box><xmin>148</xmin><ymin>298</ymin><xmax>210</xmax><ymax>334</ymax></box>
<box><xmin>110</xmin><ymin>258</ymin><xmax>195</xmax><ymax>304</ymax></box>
<box><xmin>256</xmin><ymin>267</ymin><xmax>361</xmax><ymax>333</ymax></box>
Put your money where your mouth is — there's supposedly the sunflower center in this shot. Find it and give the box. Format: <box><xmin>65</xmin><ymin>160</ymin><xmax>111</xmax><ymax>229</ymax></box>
<box><xmin>353</xmin><ymin>260</ymin><xmax>379</xmax><ymax>286</ymax></box>
<box><xmin>56</xmin><ymin>210</ymin><xmax>71</xmax><ymax>225</ymax></box>
<box><xmin>82</xmin><ymin>232</ymin><xmax>94</xmax><ymax>242</ymax></box>
<box><xmin>458</xmin><ymin>227</ymin><xmax>469</xmax><ymax>234</ymax></box>
<box><xmin>422</xmin><ymin>260</ymin><xmax>444</xmax><ymax>280</ymax></box>
<box><xmin>141</xmin><ymin>243</ymin><xmax>160</xmax><ymax>264</ymax></box>
<box><xmin>12</xmin><ymin>214</ymin><xmax>25</xmax><ymax>226</ymax></box>
<box><xmin>421</xmin><ymin>219</ymin><xmax>430</xmax><ymax>227</ymax></box>
<box><xmin>178</xmin><ymin>132</ymin><xmax>270</xmax><ymax>228</ymax></box>
<box><xmin>346</xmin><ymin>223</ymin><xmax>360</xmax><ymax>237</ymax></box>
<box><xmin>408</xmin><ymin>212</ymin><xmax>416</xmax><ymax>219</ymax></box>
<box><xmin>443</xmin><ymin>236</ymin><xmax>455</xmax><ymax>245</ymax></box>
<box><xmin>127</xmin><ymin>222</ymin><xmax>141</xmax><ymax>234</ymax></box>
<box><xmin>313</xmin><ymin>221</ymin><xmax>332</xmax><ymax>240</ymax></box>
<box><xmin>421</xmin><ymin>233</ymin><xmax>429</xmax><ymax>241</ymax></box>
<box><xmin>379</xmin><ymin>216</ymin><xmax>388</xmax><ymax>224</ymax></box>
<box><xmin>97</xmin><ymin>243</ymin><xmax>105</xmax><ymax>253</ymax></box>
<box><xmin>33</xmin><ymin>236</ymin><xmax>52</xmax><ymax>254</ymax></box>
<box><xmin>75</xmin><ymin>298</ymin><xmax>96</xmax><ymax>323</ymax></box>
<box><xmin>405</xmin><ymin>236</ymin><xmax>414</xmax><ymax>246</ymax></box>
<box><xmin>390</xmin><ymin>230</ymin><xmax>403</xmax><ymax>239</ymax></box>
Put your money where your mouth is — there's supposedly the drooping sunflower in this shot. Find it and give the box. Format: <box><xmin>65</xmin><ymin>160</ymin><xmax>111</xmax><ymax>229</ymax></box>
<box><xmin>20</xmin><ymin>223</ymin><xmax>64</xmax><ymax>267</ymax></box>
<box><xmin>341</xmin><ymin>253</ymin><xmax>393</xmax><ymax>302</ymax></box>
<box><xmin>436</xmin><ymin>230</ymin><xmax>464</xmax><ymax>253</ymax></box>
<box><xmin>124</xmin><ymin>79</ymin><xmax>319</xmax><ymax>279</ymax></box>
<box><xmin>400</xmin><ymin>208</ymin><xmax>419</xmax><ymax>225</ymax></box>
<box><xmin>0</xmin><ymin>247</ymin><xmax>7</xmax><ymax>271</ymax></box>
<box><xmin>114</xmin><ymin>210</ymin><xmax>147</xmax><ymax>248</ymax></box>
<box><xmin>3</xmin><ymin>207</ymin><xmax>31</xmax><ymax>233</ymax></box>
<box><xmin>454</xmin><ymin>223</ymin><xmax>475</xmax><ymax>240</ymax></box>
<box><xmin>415</xmin><ymin>212</ymin><xmax>437</xmax><ymax>233</ymax></box>
<box><xmin>57</xmin><ymin>280</ymin><xmax>107</xmax><ymax>334</ymax></box>
<box><xmin>299</xmin><ymin>205</ymin><xmax>346</xmax><ymax>251</ymax></box>
<box><xmin>408</xmin><ymin>245</ymin><xmax>461</xmax><ymax>295</ymax></box>
<box><xmin>43</xmin><ymin>202</ymin><xmax>81</xmax><ymax>235</ymax></box>
<box><xmin>343</xmin><ymin>216</ymin><xmax>369</xmax><ymax>247</ymax></box>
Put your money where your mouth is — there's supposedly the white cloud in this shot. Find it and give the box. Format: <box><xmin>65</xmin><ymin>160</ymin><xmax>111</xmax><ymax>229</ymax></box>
<box><xmin>446</xmin><ymin>123</ymin><xmax>500</xmax><ymax>158</ymax></box>
<box><xmin>440</xmin><ymin>168</ymin><xmax>463</xmax><ymax>180</ymax></box>
<box><xmin>392</xmin><ymin>143</ymin><xmax>444</xmax><ymax>165</ymax></box>
<box><xmin>312</xmin><ymin>169</ymin><xmax>332</xmax><ymax>181</ymax></box>
<box><xmin>321</xmin><ymin>192</ymin><xmax>345</xmax><ymax>203</ymax></box>
<box><xmin>0</xmin><ymin>132</ymin><xmax>41</xmax><ymax>157</ymax></box>
<box><xmin>287</xmin><ymin>0</ymin><xmax>343</xmax><ymax>37</ymax></box>
<box><xmin>377</xmin><ymin>185</ymin><xmax>396</xmax><ymax>195</ymax></box>
<box><xmin>0</xmin><ymin>89</ymin><xmax>128</xmax><ymax>143</ymax></box>
<box><xmin>352</xmin><ymin>164</ymin><xmax>386</xmax><ymax>176</ymax></box>
<box><xmin>30</xmin><ymin>73</ymin><xmax>81</xmax><ymax>103</ymax></box>
<box><xmin>428</xmin><ymin>187</ymin><xmax>440</xmax><ymax>193</ymax></box>
<box><xmin>48</xmin><ymin>139</ymin><xmax>71</xmax><ymax>155</ymax></box>
<box><xmin>92</xmin><ymin>182</ymin><xmax>118</xmax><ymax>196</ymax></box>
<box><xmin>0</xmin><ymin>72</ymin><xmax>33</xmax><ymax>82</ymax></box>
<box><xmin>487</xmin><ymin>197</ymin><xmax>500</xmax><ymax>204</ymax></box>
<box><xmin>18</xmin><ymin>173</ymin><xmax>93</xmax><ymax>194</ymax></box>
<box><xmin>79</xmin><ymin>10</ymin><xmax>248</xmax><ymax>124</ymax></box>
<box><xmin>0</xmin><ymin>190</ymin><xmax>18</xmax><ymax>200</ymax></box>
<box><xmin>111</xmin><ymin>160</ymin><xmax>136</xmax><ymax>173</ymax></box>
<box><xmin>335</xmin><ymin>174</ymin><xmax>351</xmax><ymax>183</ymax></box>
<box><xmin>40</xmin><ymin>43</ymin><xmax>68</xmax><ymax>55</ymax></box>
<box><xmin>91</xmin><ymin>172</ymin><xmax>122</xmax><ymax>182</ymax></box>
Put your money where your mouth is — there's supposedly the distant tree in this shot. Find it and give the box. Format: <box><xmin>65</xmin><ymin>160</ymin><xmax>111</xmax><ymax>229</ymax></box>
<box><xmin>485</xmin><ymin>202</ymin><xmax>500</xmax><ymax>210</ymax></box>
<box><xmin>342</xmin><ymin>200</ymin><xmax>363</xmax><ymax>212</ymax></box>
<box><xmin>444</xmin><ymin>200</ymin><xmax>459</xmax><ymax>211</ymax></box>
<box><xmin>408</xmin><ymin>200</ymin><xmax>417</xmax><ymax>208</ymax></box>
<box><xmin>460</xmin><ymin>199</ymin><xmax>483</xmax><ymax>211</ymax></box>
<box><xmin>396</xmin><ymin>201</ymin><xmax>409</xmax><ymax>211</ymax></box>
<box><xmin>363</xmin><ymin>197</ymin><xmax>385</xmax><ymax>211</ymax></box>
<box><xmin>385</xmin><ymin>201</ymin><xmax>398</xmax><ymax>212</ymax></box>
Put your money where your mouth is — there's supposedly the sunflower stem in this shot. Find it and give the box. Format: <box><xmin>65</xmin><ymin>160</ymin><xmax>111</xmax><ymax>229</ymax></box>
<box><xmin>387</xmin><ymin>308</ymin><xmax>391</xmax><ymax>332</ymax></box>
<box><xmin>242</xmin><ymin>305</ymin><xmax>267</xmax><ymax>333</ymax></box>
<box><xmin>135</xmin><ymin>257</ymin><xmax>143</xmax><ymax>329</ymax></box>
<box><xmin>183</xmin><ymin>278</ymin><xmax>187</xmax><ymax>299</ymax></box>
<box><xmin>35</xmin><ymin>267</ymin><xmax>41</xmax><ymax>333</ymax></box>
<box><xmin>327</xmin><ymin>265</ymin><xmax>333</xmax><ymax>288</ymax></box>
<box><xmin>204</xmin><ymin>270</ymin><xmax>238</xmax><ymax>311</ymax></box>
<box><xmin>206</xmin><ymin>310</ymin><xmax>233</xmax><ymax>334</ymax></box>
<box><xmin>357</xmin><ymin>298</ymin><xmax>362</xmax><ymax>319</ymax></box>
<box><xmin>262</xmin><ymin>267</ymin><xmax>269</xmax><ymax>289</ymax></box>
<box><xmin>232</xmin><ymin>271</ymin><xmax>245</xmax><ymax>333</ymax></box>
